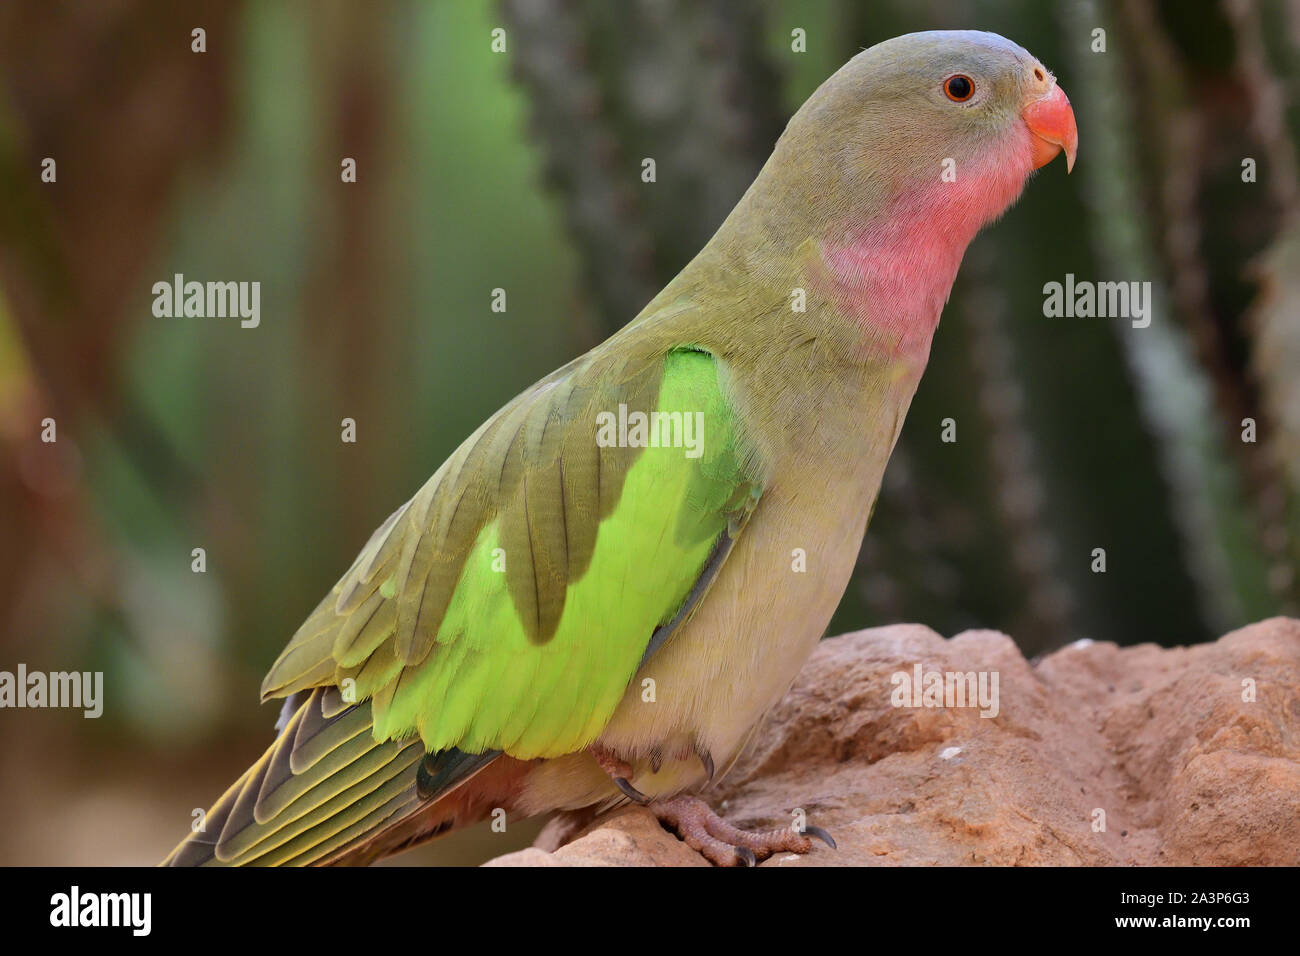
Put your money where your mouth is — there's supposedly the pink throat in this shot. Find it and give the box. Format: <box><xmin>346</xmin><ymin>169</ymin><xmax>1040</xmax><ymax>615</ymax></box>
<box><xmin>818</xmin><ymin>128</ymin><xmax>1034</xmax><ymax>359</ymax></box>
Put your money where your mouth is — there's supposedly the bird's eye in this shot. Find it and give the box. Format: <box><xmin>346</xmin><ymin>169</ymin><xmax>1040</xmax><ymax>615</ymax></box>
<box><xmin>943</xmin><ymin>75</ymin><xmax>975</xmax><ymax>102</ymax></box>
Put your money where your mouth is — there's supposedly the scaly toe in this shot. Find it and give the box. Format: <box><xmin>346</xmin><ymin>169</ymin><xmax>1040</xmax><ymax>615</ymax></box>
<box><xmin>652</xmin><ymin>795</ymin><xmax>835</xmax><ymax>866</ymax></box>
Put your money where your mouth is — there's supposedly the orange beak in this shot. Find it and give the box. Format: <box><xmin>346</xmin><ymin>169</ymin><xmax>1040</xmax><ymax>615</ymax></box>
<box><xmin>1022</xmin><ymin>83</ymin><xmax>1078</xmax><ymax>173</ymax></box>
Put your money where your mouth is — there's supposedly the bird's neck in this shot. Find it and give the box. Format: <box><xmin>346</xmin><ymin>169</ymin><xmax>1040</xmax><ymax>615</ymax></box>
<box><xmin>632</xmin><ymin>137</ymin><xmax>1033</xmax><ymax>461</ymax></box>
<box><xmin>669</xmin><ymin>133</ymin><xmax>1032</xmax><ymax>376</ymax></box>
<box><xmin>811</xmin><ymin>147</ymin><xmax>1033</xmax><ymax>364</ymax></box>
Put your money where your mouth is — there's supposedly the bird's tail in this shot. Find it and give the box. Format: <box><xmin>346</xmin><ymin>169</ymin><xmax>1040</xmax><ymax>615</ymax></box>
<box><xmin>163</xmin><ymin>687</ymin><xmax>503</xmax><ymax>866</ymax></box>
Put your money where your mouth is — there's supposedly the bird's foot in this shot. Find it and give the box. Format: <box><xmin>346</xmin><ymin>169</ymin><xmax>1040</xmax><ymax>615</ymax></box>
<box><xmin>588</xmin><ymin>745</ymin><xmax>649</xmax><ymax>804</ymax></box>
<box><xmin>651</xmin><ymin>794</ymin><xmax>836</xmax><ymax>867</ymax></box>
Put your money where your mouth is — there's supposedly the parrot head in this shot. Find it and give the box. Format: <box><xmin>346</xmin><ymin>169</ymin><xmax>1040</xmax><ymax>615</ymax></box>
<box><xmin>782</xmin><ymin>29</ymin><xmax>1076</xmax><ymax>184</ymax></box>
<box><xmin>861</xmin><ymin>28</ymin><xmax>1078</xmax><ymax>174</ymax></box>
<box><xmin>747</xmin><ymin>30</ymin><xmax>1079</xmax><ymax>351</ymax></box>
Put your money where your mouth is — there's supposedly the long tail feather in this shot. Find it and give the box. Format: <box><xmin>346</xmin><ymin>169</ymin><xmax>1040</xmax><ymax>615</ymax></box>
<box><xmin>163</xmin><ymin>688</ymin><xmax>506</xmax><ymax>866</ymax></box>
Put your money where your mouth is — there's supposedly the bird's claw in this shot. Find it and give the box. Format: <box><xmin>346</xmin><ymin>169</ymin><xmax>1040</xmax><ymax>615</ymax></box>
<box><xmin>614</xmin><ymin>776</ymin><xmax>650</xmax><ymax>805</ymax></box>
<box><xmin>803</xmin><ymin>824</ymin><xmax>837</xmax><ymax>849</ymax></box>
<box><xmin>696</xmin><ymin>745</ymin><xmax>715</xmax><ymax>782</ymax></box>
<box><xmin>590</xmin><ymin>745</ymin><xmax>650</xmax><ymax>804</ymax></box>
<box><xmin>652</xmin><ymin>794</ymin><xmax>835</xmax><ymax>867</ymax></box>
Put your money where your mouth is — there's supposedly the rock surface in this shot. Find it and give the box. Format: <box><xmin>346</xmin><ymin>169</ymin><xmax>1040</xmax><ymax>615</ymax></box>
<box><xmin>485</xmin><ymin>618</ymin><xmax>1300</xmax><ymax>866</ymax></box>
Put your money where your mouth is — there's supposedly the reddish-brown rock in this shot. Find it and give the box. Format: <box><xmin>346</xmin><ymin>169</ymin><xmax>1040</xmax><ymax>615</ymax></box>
<box><xmin>484</xmin><ymin>618</ymin><xmax>1300</xmax><ymax>866</ymax></box>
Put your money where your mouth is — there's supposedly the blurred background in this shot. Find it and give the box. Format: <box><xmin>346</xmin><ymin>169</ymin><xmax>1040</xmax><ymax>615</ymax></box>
<box><xmin>0</xmin><ymin>0</ymin><xmax>1296</xmax><ymax>865</ymax></box>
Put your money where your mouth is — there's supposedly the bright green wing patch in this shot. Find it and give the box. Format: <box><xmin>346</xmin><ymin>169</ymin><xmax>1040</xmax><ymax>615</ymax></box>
<box><xmin>262</xmin><ymin>347</ymin><xmax>762</xmax><ymax>761</ymax></box>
